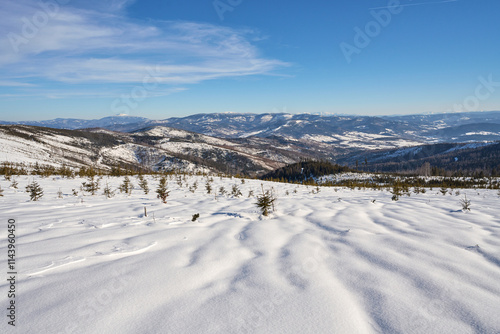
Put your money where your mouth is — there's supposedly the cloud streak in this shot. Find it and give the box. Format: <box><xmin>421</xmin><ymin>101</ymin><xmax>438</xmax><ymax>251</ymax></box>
<box><xmin>369</xmin><ymin>0</ymin><xmax>458</xmax><ymax>10</ymax></box>
<box><xmin>0</xmin><ymin>0</ymin><xmax>288</xmax><ymax>98</ymax></box>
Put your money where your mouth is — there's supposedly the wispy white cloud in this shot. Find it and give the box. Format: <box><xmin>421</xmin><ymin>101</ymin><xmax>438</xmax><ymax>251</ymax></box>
<box><xmin>0</xmin><ymin>0</ymin><xmax>288</xmax><ymax>98</ymax></box>
<box><xmin>0</xmin><ymin>81</ymin><xmax>35</xmax><ymax>87</ymax></box>
<box><xmin>369</xmin><ymin>0</ymin><xmax>458</xmax><ymax>10</ymax></box>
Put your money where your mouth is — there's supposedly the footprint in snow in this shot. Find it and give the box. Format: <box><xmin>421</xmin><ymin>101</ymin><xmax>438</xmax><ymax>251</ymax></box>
<box><xmin>465</xmin><ymin>244</ymin><xmax>480</xmax><ymax>252</ymax></box>
<box><xmin>111</xmin><ymin>242</ymin><xmax>157</xmax><ymax>255</ymax></box>
<box><xmin>214</xmin><ymin>212</ymin><xmax>244</xmax><ymax>218</ymax></box>
<box><xmin>38</xmin><ymin>222</ymin><xmax>54</xmax><ymax>231</ymax></box>
<box><xmin>234</xmin><ymin>232</ymin><xmax>247</xmax><ymax>240</ymax></box>
<box><xmin>27</xmin><ymin>256</ymin><xmax>86</xmax><ymax>276</ymax></box>
<box><xmin>339</xmin><ymin>229</ymin><xmax>350</xmax><ymax>236</ymax></box>
<box><xmin>95</xmin><ymin>242</ymin><xmax>157</xmax><ymax>257</ymax></box>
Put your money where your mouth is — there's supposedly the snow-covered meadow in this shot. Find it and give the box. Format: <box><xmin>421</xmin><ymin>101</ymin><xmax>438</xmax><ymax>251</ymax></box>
<box><xmin>1</xmin><ymin>175</ymin><xmax>500</xmax><ymax>333</ymax></box>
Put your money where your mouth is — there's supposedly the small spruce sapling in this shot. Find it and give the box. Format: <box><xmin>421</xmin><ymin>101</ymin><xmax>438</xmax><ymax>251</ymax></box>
<box><xmin>231</xmin><ymin>184</ymin><xmax>242</xmax><ymax>198</ymax></box>
<box><xmin>119</xmin><ymin>176</ymin><xmax>133</xmax><ymax>195</ymax></box>
<box><xmin>82</xmin><ymin>176</ymin><xmax>100</xmax><ymax>195</ymax></box>
<box><xmin>156</xmin><ymin>176</ymin><xmax>170</xmax><ymax>203</ymax></box>
<box><xmin>189</xmin><ymin>181</ymin><xmax>198</xmax><ymax>193</ymax></box>
<box><xmin>138</xmin><ymin>174</ymin><xmax>149</xmax><ymax>194</ymax></box>
<box><xmin>10</xmin><ymin>178</ymin><xmax>18</xmax><ymax>189</ymax></box>
<box><xmin>255</xmin><ymin>185</ymin><xmax>276</xmax><ymax>217</ymax></box>
<box><xmin>205</xmin><ymin>181</ymin><xmax>212</xmax><ymax>194</ymax></box>
<box><xmin>391</xmin><ymin>183</ymin><xmax>402</xmax><ymax>201</ymax></box>
<box><xmin>26</xmin><ymin>180</ymin><xmax>44</xmax><ymax>201</ymax></box>
<box><xmin>192</xmin><ymin>213</ymin><xmax>200</xmax><ymax>222</ymax></box>
<box><xmin>460</xmin><ymin>194</ymin><xmax>471</xmax><ymax>212</ymax></box>
<box><xmin>103</xmin><ymin>182</ymin><xmax>115</xmax><ymax>198</ymax></box>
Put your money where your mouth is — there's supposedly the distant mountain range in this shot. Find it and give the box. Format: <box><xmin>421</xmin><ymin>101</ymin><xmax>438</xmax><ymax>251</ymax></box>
<box><xmin>0</xmin><ymin>115</ymin><xmax>150</xmax><ymax>131</ymax></box>
<box><xmin>3</xmin><ymin>111</ymin><xmax>500</xmax><ymax>144</ymax></box>
<box><xmin>1</xmin><ymin>111</ymin><xmax>499</xmax><ymax>176</ymax></box>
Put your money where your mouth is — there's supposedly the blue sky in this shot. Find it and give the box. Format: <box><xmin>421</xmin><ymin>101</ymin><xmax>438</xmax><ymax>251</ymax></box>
<box><xmin>0</xmin><ymin>0</ymin><xmax>499</xmax><ymax>121</ymax></box>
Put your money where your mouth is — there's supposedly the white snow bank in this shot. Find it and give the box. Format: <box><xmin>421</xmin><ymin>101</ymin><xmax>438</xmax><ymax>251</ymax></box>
<box><xmin>1</xmin><ymin>176</ymin><xmax>499</xmax><ymax>333</ymax></box>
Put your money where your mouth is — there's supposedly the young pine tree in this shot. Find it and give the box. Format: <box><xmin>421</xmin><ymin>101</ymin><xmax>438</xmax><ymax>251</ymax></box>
<box><xmin>156</xmin><ymin>176</ymin><xmax>170</xmax><ymax>203</ymax></box>
<box><xmin>391</xmin><ymin>183</ymin><xmax>402</xmax><ymax>201</ymax></box>
<box><xmin>119</xmin><ymin>176</ymin><xmax>133</xmax><ymax>195</ymax></box>
<box><xmin>219</xmin><ymin>186</ymin><xmax>227</xmax><ymax>196</ymax></box>
<box><xmin>137</xmin><ymin>174</ymin><xmax>149</xmax><ymax>194</ymax></box>
<box><xmin>460</xmin><ymin>194</ymin><xmax>471</xmax><ymax>212</ymax></box>
<box><xmin>26</xmin><ymin>180</ymin><xmax>44</xmax><ymax>201</ymax></box>
<box><xmin>103</xmin><ymin>182</ymin><xmax>115</xmax><ymax>198</ymax></box>
<box><xmin>205</xmin><ymin>181</ymin><xmax>212</xmax><ymax>194</ymax></box>
<box><xmin>255</xmin><ymin>185</ymin><xmax>276</xmax><ymax>216</ymax></box>
<box><xmin>231</xmin><ymin>184</ymin><xmax>242</xmax><ymax>198</ymax></box>
<box><xmin>189</xmin><ymin>180</ymin><xmax>198</xmax><ymax>193</ymax></box>
<box><xmin>82</xmin><ymin>176</ymin><xmax>100</xmax><ymax>195</ymax></box>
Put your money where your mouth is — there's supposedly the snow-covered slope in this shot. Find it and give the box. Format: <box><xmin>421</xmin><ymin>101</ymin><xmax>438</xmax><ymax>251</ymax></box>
<box><xmin>0</xmin><ymin>125</ymin><xmax>108</xmax><ymax>167</ymax></box>
<box><xmin>1</xmin><ymin>175</ymin><xmax>499</xmax><ymax>333</ymax></box>
<box><xmin>0</xmin><ymin>125</ymin><xmax>300</xmax><ymax>175</ymax></box>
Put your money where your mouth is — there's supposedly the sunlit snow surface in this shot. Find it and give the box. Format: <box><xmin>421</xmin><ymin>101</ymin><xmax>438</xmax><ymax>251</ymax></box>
<box><xmin>1</xmin><ymin>175</ymin><xmax>500</xmax><ymax>333</ymax></box>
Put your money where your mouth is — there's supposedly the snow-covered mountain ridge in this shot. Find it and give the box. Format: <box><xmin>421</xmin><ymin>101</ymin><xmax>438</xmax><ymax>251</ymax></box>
<box><xmin>0</xmin><ymin>124</ymin><xmax>301</xmax><ymax>175</ymax></box>
<box><xmin>1</xmin><ymin>111</ymin><xmax>500</xmax><ymax>175</ymax></box>
<box><xmin>3</xmin><ymin>111</ymin><xmax>500</xmax><ymax>144</ymax></box>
